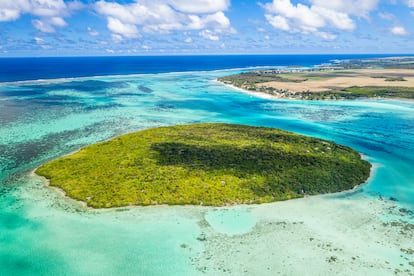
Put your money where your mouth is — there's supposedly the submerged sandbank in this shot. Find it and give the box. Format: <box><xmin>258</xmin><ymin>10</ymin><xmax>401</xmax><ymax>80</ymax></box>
<box><xmin>195</xmin><ymin>193</ymin><xmax>414</xmax><ymax>275</ymax></box>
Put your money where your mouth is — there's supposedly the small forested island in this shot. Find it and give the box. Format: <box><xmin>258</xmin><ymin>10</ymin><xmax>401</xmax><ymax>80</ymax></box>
<box><xmin>218</xmin><ymin>57</ymin><xmax>414</xmax><ymax>100</ymax></box>
<box><xmin>36</xmin><ymin>123</ymin><xmax>371</xmax><ymax>208</ymax></box>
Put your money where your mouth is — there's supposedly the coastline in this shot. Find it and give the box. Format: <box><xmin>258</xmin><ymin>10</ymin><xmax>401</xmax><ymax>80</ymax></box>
<box><xmin>23</xmin><ymin>167</ymin><xmax>414</xmax><ymax>275</ymax></box>
<box><xmin>217</xmin><ymin>81</ymin><xmax>284</xmax><ymax>100</ymax></box>
<box><xmin>219</xmin><ymin>80</ymin><xmax>414</xmax><ymax>102</ymax></box>
<box><xmin>2</xmin><ymin>55</ymin><xmax>414</xmax><ymax>276</ymax></box>
<box><xmin>32</xmin><ymin>123</ymin><xmax>371</xmax><ymax>209</ymax></box>
<box><xmin>31</xmin><ymin>150</ymin><xmax>374</xmax><ymax>211</ymax></box>
<box><xmin>30</xmin><ymin>170</ymin><xmax>88</xmax><ymax>208</ymax></box>
<box><xmin>25</xmin><ymin>166</ymin><xmax>414</xmax><ymax>275</ymax></box>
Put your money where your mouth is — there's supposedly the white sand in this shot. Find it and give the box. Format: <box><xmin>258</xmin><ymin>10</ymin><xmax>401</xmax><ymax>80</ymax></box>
<box><xmin>221</xmin><ymin>82</ymin><xmax>282</xmax><ymax>100</ymax></box>
<box><xmin>195</xmin><ymin>193</ymin><xmax>414</xmax><ymax>275</ymax></box>
<box><xmin>25</xmin><ymin>171</ymin><xmax>414</xmax><ymax>275</ymax></box>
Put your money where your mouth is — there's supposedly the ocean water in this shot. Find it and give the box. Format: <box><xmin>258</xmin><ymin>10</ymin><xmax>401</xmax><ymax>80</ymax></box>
<box><xmin>0</xmin><ymin>55</ymin><xmax>413</xmax><ymax>275</ymax></box>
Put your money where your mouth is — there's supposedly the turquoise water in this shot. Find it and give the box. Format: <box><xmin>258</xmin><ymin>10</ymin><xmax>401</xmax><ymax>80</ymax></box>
<box><xmin>205</xmin><ymin>208</ymin><xmax>256</xmax><ymax>235</ymax></box>
<box><xmin>1</xmin><ymin>70</ymin><xmax>413</xmax><ymax>274</ymax></box>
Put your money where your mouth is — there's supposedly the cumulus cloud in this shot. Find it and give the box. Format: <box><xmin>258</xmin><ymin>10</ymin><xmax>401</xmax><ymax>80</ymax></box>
<box><xmin>32</xmin><ymin>16</ymin><xmax>67</xmax><ymax>33</ymax></box>
<box><xmin>107</xmin><ymin>17</ymin><xmax>139</xmax><ymax>38</ymax></box>
<box><xmin>171</xmin><ymin>0</ymin><xmax>230</xmax><ymax>13</ymax></box>
<box><xmin>390</xmin><ymin>26</ymin><xmax>408</xmax><ymax>35</ymax></box>
<box><xmin>407</xmin><ymin>0</ymin><xmax>414</xmax><ymax>8</ymax></box>
<box><xmin>32</xmin><ymin>19</ymin><xmax>54</xmax><ymax>32</ymax></box>
<box><xmin>308</xmin><ymin>0</ymin><xmax>379</xmax><ymax>17</ymax></box>
<box><xmin>265</xmin><ymin>14</ymin><xmax>290</xmax><ymax>31</ymax></box>
<box><xmin>0</xmin><ymin>8</ymin><xmax>21</xmax><ymax>21</ymax></box>
<box><xmin>0</xmin><ymin>0</ymin><xmax>81</xmax><ymax>32</ymax></box>
<box><xmin>263</xmin><ymin>0</ymin><xmax>379</xmax><ymax>39</ymax></box>
<box><xmin>95</xmin><ymin>0</ymin><xmax>232</xmax><ymax>40</ymax></box>
<box><xmin>199</xmin><ymin>29</ymin><xmax>219</xmax><ymax>41</ymax></box>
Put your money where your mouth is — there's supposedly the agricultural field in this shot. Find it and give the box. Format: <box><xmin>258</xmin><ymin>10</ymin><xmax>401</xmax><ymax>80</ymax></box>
<box><xmin>219</xmin><ymin>66</ymin><xmax>414</xmax><ymax>100</ymax></box>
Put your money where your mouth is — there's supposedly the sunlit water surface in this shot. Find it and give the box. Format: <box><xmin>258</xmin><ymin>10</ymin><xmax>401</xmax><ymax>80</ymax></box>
<box><xmin>1</xmin><ymin>70</ymin><xmax>413</xmax><ymax>275</ymax></box>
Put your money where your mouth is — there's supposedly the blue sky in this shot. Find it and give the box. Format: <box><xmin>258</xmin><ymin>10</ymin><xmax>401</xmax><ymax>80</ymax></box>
<box><xmin>0</xmin><ymin>0</ymin><xmax>414</xmax><ymax>56</ymax></box>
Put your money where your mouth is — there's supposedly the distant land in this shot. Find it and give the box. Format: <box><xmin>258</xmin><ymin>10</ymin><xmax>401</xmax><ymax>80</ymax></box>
<box><xmin>218</xmin><ymin>57</ymin><xmax>414</xmax><ymax>100</ymax></box>
<box><xmin>35</xmin><ymin>123</ymin><xmax>370</xmax><ymax>208</ymax></box>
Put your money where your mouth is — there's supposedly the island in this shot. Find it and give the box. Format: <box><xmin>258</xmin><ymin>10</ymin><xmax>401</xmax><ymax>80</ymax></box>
<box><xmin>35</xmin><ymin>123</ymin><xmax>371</xmax><ymax>208</ymax></box>
<box><xmin>218</xmin><ymin>57</ymin><xmax>414</xmax><ymax>100</ymax></box>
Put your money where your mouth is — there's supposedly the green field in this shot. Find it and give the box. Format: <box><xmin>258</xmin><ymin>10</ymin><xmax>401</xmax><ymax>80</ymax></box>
<box><xmin>298</xmin><ymin>86</ymin><xmax>414</xmax><ymax>100</ymax></box>
<box><xmin>36</xmin><ymin>123</ymin><xmax>371</xmax><ymax>208</ymax></box>
<box><xmin>218</xmin><ymin>65</ymin><xmax>414</xmax><ymax>100</ymax></box>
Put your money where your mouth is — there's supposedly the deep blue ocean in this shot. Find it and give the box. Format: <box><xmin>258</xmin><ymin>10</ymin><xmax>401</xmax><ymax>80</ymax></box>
<box><xmin>0</xmin><ymin>55</ymin><xmax>413</xmax><ymax>275</ymax></box>
<box><xmin>0</xmin><ymin>54</ymin><xmax>398</xmax><ymax>82</ymax></box>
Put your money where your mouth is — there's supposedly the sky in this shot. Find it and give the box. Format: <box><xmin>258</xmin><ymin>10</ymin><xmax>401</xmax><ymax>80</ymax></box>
<box><xmin>0</xmin><ymin>0</ymin><xmax>414</xmax><ymax>56</ymax></box>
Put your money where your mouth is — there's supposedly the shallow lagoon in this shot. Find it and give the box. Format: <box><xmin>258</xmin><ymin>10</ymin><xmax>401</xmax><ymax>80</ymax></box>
<box><xmin>0</xmin><ymin>69</ymin><xmax>413</xmax><ymax>275</ymax></box>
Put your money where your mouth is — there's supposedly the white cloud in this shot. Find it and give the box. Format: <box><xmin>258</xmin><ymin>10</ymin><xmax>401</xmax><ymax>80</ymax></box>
<box><xmin>87</xmin><ymin>27</ymin><xmax>99</xmax><ymax>36</ymax></box>
<box><xmin>34</xmin><ymin>36</ymin><xmax>51</xmax><ymax>49</ymax></box>
<box><xmin>187</xmin><ymin>12</ymin><xmax>230</xmax><ymax>30</ymax></box>
<box><xmin>378</xmin><ymin>12</ymin><xmax>395</xmax><ymax>21</ymax></box>
<box><xmin>199</xmin><ymin>29</ymin><xmax>219</xmax><ymax>41</ymax></box>
<box><xmin>50</xmin><ymin>16</ymin><xmax>67</xmax><ymax>27</ymax></box>
<box><xmin>95</xmin><ymin>0</ymin><xmax>232</xmax><ymax>40</ymax></box>
<box><xmin>30</xmin><ymin>0</ymin><xmax>67</xmax><ymax>17</ymax></box>
<box><xmin>32</xmin><ymin>19</ymin><xmax>54</xmax><ymax>32</ymax></box>
<box><xmin>407</xmin><ymin>0</ymin><xmax>414</xmax><ymax>8</ymax></box>
<box><xmin>107</xmin><ymin>17</ymin><xmax>139</xmax><ymax>38</ymax></box>
<box><xmin>184</xmin><ymin>37</ymin><xmax>193</xmax><ymax>43</ymax></box>
<box><xmin>0</xmin><ymin>0</ymin><xmax>81</xmax><ymax>32</ymax></box>
<box><xmin>170</xmin><ymin>0</ymin><xmax>230</xmax><ymax>13</ymax></box>
<box><xmin>32</xmin><ymin>16</ymin><xmax>67</xmax><ymax>33</ymax></box>
<box><xmin>0</xmin><ymin>0</ymin><xmax>29</xmax><ymax>21</ymax></box>
<box><xmin>263</xmin><ymin>0</ymin><xmax>378</xmax><ymax>39</ymax></box>
<box><xmin>34</xmin><ymin>36</ymin><xmax>45</xmax><ymax>44</ymax></box>
<box><xmin>312</xmin><ymin>6</ymin><xmax>355</xmax><ymax>31</ymax></box>
<box><xmin>0</xmin><ymin>8</ymin><xmax>21</xmax><ymax>21</ymax></box>
<box><xmin>316</xmin><ymin>31</ymin><xmax>337</xmax><ymax>40</ymax></box>
<box><xmin>265</xmin><ymin>14</ymin><xmax>290</xmax><ymax>31</ymax></box>
<box><xmin>390</xmin><ymin>26</ymin><xmax>408</xmax><ymax>35</ymax></box>
<box><xmin>111</xmin><ymin>34</ymin><xmax>123</xmax><ymax>42</ymax></box>
<box><xmin>309</xmin><ymin>0</ymin><xmax>379</xmax><ymax>17</ymax></box>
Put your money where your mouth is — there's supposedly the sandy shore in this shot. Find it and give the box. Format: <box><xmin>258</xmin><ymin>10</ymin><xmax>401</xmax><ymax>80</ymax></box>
<box><xmin>218</xmin><ymin>68</ymin><xmax>414</xmax><ymax>101</ymax></box>
<box><xmin>220</xmin><ymin>82</ymin><xmax>284</xmax><ymax>100</ymax></box>
<box><xmin>24</xmin><ymin>167</ymin><xmax>414</xmax><ymax>275</ymax></box>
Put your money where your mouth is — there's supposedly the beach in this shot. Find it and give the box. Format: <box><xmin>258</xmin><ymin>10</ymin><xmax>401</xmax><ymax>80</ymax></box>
<box><xmin>218</xmin><ymin>68</ymin><xmax>414</xmax><ymax>100</ymax></box>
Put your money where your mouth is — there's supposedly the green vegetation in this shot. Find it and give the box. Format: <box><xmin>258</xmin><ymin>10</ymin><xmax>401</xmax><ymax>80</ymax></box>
<box><xmin>304</xmin><ymin>86</ymin><xmax>414</xmax><ymax>100</ymax></box>
<box><xmin>219</xmin><ymin>71</ymin><xmax>306</xmax><ymax>90</ymax></box>
<box><xmin>385</xmin><ymin>77</ymin><xmax>406</xmax><ymax>82</ymax></box>
<box><xmin>281</xmin><ymin>86</ymin><xmax>414</xmax><ymax>100</ymax></box>
<box><xmin>36</xmin><ymin>123</ymin><xmax>371</xmax><ymax>208</ymax></box>
<box><xmin>219</xmin><ymin>70</ymin><xmax>414</xmax><ymax>100</ymax></box>
<box><xmin>327</xmin><ymin>57</ymin><xmax>414</xmax><ymax>70</ymax></box>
